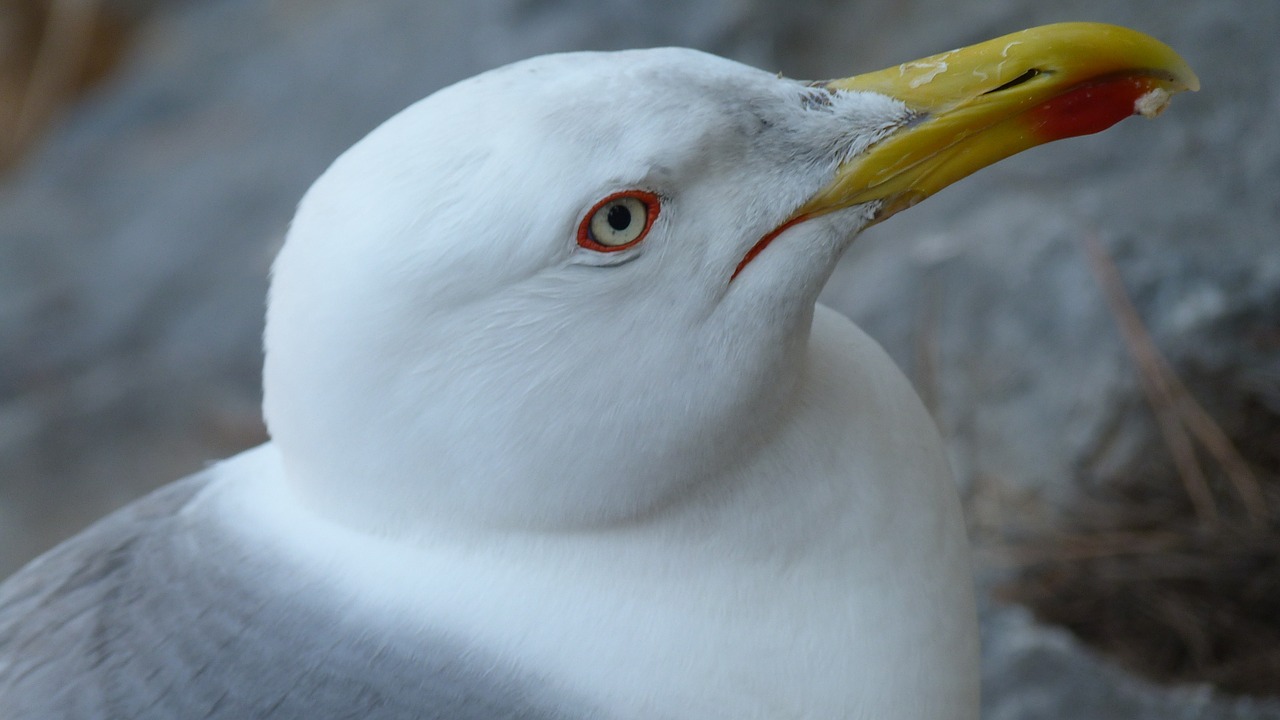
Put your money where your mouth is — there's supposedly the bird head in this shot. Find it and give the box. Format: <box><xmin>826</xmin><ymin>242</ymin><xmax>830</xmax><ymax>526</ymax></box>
<box><xmin>263</xmin><ymin>24</ymin><xmax>1195</xmax><ymax>536</ymax></box>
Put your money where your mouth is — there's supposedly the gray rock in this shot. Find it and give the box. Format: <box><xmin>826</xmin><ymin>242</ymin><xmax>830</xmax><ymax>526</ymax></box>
<box><xmin>982</xmin><ymin>606</ymin><xmax>1280</xmax><ymax>719</ymax></box>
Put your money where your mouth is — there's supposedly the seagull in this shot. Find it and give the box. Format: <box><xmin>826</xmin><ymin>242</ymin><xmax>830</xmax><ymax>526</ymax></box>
<box><xmin>0</xmin><ymin>23</ymin><xmax>1195</xmax><ymax>720</ymax></box>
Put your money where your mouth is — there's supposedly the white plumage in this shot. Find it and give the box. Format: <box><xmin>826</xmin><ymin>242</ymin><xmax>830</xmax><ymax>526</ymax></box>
<box><xmin>260</xmin><ymin>49</ymin><xmax>977</xmax><ymax>717</ymax></box>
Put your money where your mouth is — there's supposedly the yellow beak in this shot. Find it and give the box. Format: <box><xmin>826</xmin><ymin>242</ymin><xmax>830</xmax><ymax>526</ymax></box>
<box><xmin>796</xmin><ymin>22</ymin><xmax>1199</xmax><ymax>223</ymax></box>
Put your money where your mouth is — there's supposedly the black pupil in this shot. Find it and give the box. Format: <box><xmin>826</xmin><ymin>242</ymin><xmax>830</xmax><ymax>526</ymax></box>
<box><xmin>606</xmin><ymin>203</ymin><xmax>634</xmax><ymax>232</ymax></box>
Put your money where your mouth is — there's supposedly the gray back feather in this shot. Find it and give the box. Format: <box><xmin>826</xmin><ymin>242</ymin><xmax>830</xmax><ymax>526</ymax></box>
<box><xmin>0</xmin><ymin>471</ymin><xmax>594</xmax><ymax>719</ymax></box>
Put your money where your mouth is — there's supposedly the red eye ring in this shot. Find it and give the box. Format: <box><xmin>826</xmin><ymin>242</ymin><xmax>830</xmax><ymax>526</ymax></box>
<box><xmin>576</xmin><ymin>190</ymin><xmax>661</xmax><ymax>253</ymax></box>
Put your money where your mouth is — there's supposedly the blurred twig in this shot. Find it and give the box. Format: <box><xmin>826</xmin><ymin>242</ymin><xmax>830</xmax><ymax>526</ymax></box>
<box><xmin>0</xmin><ymin>0</ymin><xmax>131</xmax><ymax>169</ymax></box>
<box><xmin>913</xmin><ymin>272</ymin><xmax>942</xmax><ymax>416</ymax></box>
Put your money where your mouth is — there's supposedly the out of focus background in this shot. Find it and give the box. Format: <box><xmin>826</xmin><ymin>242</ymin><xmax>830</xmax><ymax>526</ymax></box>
<box><xmin>1</xmin><ymin>0</ymin><xmax>1277</xmax><ymax>716</ymax></box>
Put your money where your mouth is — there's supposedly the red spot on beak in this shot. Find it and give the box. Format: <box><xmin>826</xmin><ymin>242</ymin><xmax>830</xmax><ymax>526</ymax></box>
<box><xmin>1027</xmin><ymin>75</ymin><xmax>1160</xmax><ymax>141</ymax></box>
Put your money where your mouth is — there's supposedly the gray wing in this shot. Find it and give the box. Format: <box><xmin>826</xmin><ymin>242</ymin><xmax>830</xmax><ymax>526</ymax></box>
<box><xmin>0</xmin><ymin>470</ymin><xmax>593</xmax><ymax>719</ymax></box>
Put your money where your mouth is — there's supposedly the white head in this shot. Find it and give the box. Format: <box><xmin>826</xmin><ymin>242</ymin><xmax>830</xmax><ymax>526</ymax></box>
<box><xmin>262</xmin><ymin>30</ymin><xmax>1197</xmax><ymax>536</ymax></box>
<box><xmin>264</xmin><ymin>49</ymin><xmax>904</xmax><ymax>534</ymax></box>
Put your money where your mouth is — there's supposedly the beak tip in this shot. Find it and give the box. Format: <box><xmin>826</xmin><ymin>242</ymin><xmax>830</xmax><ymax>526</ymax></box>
<box><xmin>1135</xmin><ymin>87</ymin><xmax>1176</xmax><ymax>119</ymax></box>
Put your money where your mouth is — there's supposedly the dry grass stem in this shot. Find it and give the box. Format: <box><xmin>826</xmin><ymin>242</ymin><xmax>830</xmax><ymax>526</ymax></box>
<box><xmin>988</xmin><ymin>230</ymin><xmax>1280</xmax><ymax>697</ymax></box>
<box><xmin>1082</xmin><ymin>230</ymin><xmax>1267</xmax><ymax>527</ymax></box>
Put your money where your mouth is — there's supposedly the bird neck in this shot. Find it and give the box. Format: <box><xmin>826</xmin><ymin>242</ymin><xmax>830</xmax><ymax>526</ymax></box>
<box><xmin>266</xmin><ymin>296</ymin><xmax>817</xmax><ymax>541</ymax></box>
<box><xmin>232</xmin><ymin>304</ymin><xmax>977</xmax><ymax>719</ymax></box>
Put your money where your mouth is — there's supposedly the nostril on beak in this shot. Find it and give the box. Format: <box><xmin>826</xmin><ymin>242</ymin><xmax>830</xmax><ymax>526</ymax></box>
<box><xmin>983</xmin><ymin>68</ymin><xmax>1044</xmax><ymax>95</ymax></box>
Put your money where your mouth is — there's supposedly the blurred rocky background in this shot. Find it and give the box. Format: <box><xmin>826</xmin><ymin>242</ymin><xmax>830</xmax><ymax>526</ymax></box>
<box><xmin>1</xmin><ymin>0</ymin><xmax>1276</xmax><ymax>717</ymax></box>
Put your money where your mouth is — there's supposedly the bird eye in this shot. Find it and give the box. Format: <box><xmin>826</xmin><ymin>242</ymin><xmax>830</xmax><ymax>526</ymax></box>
<box><xmin>577</xmin><ymin>191</ymin><xmax>660</xmax><ymax>252</ymax></box>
